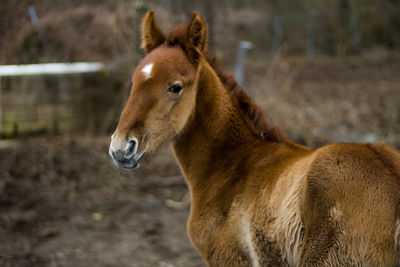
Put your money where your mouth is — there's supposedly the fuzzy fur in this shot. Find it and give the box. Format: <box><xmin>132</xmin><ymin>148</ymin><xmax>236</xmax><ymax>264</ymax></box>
<box><xmin>112</xmin><ymin>10</ymin><xmax>400</xmax><ymax>266</ymax></box>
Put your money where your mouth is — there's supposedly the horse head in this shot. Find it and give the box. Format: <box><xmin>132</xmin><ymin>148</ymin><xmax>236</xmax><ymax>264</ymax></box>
<box><xmin>109</xmin><ymin>10</ymin><xmax>207</xmax><ymax>169</ymax></box>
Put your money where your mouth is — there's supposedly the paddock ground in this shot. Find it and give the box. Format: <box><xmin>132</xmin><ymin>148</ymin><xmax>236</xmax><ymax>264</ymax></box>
<box><xmin>1</xmin><ymin>54</ymin><xmax>399</xmax><ymax>266</ymax></box>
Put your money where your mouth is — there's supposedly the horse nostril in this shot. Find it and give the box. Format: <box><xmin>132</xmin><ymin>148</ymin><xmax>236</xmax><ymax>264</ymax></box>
<box><xmin>124</xmin><ymin>138</ymin><xmax>138</xmax><ymax>159</ymax></box>
<box><xmin>112</xmin><ymin>150</ymin><xmax>125</xmax><ymax>162</ymax></box>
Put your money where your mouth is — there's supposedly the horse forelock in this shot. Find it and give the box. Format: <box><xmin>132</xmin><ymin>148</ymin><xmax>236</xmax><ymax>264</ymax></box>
<box><xmin>167</xmin><ymin>23</ymin><xmax>188</xmax><ymax>48</ymax></box>
<box><xmin>165</xmin><ymin>24</ymin><xmax>286</xmax><ymax>143</ymax></box>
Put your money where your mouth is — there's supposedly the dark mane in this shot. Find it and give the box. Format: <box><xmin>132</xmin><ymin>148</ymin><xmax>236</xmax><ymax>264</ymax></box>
<box><xmin>167</xmin><ymin>24</ymin><xmax>286</xmax><ymax>143</ymax></box>
<box><xmin>207</xmin><ymin>58</ymin><xmax>286</xmax><ymax>143</ymax></box>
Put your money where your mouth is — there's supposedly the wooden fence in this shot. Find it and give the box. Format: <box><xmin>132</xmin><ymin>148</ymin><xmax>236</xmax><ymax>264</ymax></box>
<box><xmin>0</xmin><ymin>63</ymin><xmax>123</xmax><ymax>137</ymax></box>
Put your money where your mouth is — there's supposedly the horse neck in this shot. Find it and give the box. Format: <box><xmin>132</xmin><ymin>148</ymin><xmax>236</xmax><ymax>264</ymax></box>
<box><xmin>172</xmin><ymin>60</ymin><xmax>260</xmax><ymax>191</ymax></box>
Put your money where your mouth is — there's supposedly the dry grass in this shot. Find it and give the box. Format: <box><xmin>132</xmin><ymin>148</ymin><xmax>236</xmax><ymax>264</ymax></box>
<box><xmin>243</xmin><ymin>50</ymin><xmax>400</xmax><ymax>148</ymax></box>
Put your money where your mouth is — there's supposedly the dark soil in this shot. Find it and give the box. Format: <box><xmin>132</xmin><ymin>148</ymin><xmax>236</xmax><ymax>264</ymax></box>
<box><xmin>0</xmin><ymin>136</ymin><xmax>205</xmax><ymax>267</ymax></box>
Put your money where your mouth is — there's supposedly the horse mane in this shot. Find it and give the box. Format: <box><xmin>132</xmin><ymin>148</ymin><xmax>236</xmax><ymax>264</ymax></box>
<box><xmin>207</xmin><ymin>58</ymin><xmax>286</xmax><ymax>143</ymax></box>
<box><xmin>167</xmin><ymin>24</ymin><xmax>286</xmax><ymax>143</ymax></box>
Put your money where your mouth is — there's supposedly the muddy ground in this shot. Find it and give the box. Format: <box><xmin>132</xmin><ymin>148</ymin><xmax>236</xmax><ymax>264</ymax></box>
<box><xmin>1</xmin><ymin>54</ymin><xmax>399</xmax><ymax>267</ymax></box>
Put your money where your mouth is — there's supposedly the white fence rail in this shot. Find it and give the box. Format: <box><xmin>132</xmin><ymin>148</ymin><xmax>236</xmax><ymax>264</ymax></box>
<box><xmin>0</xmin><ymin>62</ymin><xmax>114</xmax><ymax>137</ymax></box>
<box><xmin>0</xmin><ymin>62</ymin><xmax>105</xmax><ymax>77</ymax></box>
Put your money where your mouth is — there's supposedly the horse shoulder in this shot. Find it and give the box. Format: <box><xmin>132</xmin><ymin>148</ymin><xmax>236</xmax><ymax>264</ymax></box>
<box><xmin>263</xmin><ymin>151</ymin><xmax>318</xmax><ymax>265</ymax></box>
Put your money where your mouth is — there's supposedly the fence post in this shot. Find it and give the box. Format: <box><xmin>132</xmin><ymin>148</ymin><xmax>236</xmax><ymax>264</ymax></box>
<box><xmin>202</xmin><ymin>0</ymin><xmax>216</xmax><ymax>55</ymax></box>
<box><xmin>134</xmin><ymin>2</ymin><xmax>149</xmax><ymax>67</ymax></box>
<box><xmin>350</xmin><ymin>7</ymin><xmax>360</xmax><ymax>54</ymax></box>
<box><xmin>28</xmin><ymin>5</ymin><xmax>48</xmax><ymax>55</ymax></box>
<box><xmin>46</xmin><ymin>77</ymin><xmax>59</xmax><ymax>133</ymax></box>
<box><xmin>235</xmin><ymin>41</ymin><xmax>253</xmax><ymax>86</ymax></box>
<box><xmin>0</xmin><ymin>77</ymin><xmax>2</xmax><ymax>136</ymax></box>
<box><xmin>307</xmin><ymin>12</ymin><xmax>316</xmax><ymax>58</ymax></box>
<box><xmin>271</xmin><ymin>13</ymin><xmax>283</xmax><ymax>55</ymax></box>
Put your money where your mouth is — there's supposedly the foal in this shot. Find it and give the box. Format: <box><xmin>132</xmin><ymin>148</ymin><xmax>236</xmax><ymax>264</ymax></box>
<box><xmin>109</xmin><ymin>10</ymin><xmax>400</xmax><ymax>266</ymax></box>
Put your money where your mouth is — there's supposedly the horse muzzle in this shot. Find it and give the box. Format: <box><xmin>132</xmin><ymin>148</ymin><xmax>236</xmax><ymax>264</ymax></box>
<box><xmin>109</xmin><ymin>135</ymin><xmax>145</xmax><ymax>169</ymax></box>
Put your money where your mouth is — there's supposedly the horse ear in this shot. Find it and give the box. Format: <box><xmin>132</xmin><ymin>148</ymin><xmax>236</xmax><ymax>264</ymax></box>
<box><xmin>141</xmin><ymin>10</ymin><xmax>166</xmax><ymax>54</ymax></box>
<box><xmin>186</xmin><ymin>12</ymin><xmax>208</xmax><ymax>63</ymax></box>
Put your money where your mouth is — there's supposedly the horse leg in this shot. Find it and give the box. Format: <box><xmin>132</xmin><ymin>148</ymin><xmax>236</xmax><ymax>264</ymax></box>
<box><xmin>298</xmin><ymin>215</ymin><xmax>348</xmax><ymax>267</ymax></box>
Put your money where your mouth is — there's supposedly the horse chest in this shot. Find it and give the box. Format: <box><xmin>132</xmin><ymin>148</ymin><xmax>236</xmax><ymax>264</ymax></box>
<box><xmin>238</xmin><ymin>174</ymin><xmax>306</xmax><ymax>266</ymax></box>
<box><xmin>188</xmin><ymin>210</ymin><xmax>253</xmax><ymax>266</ymax></box>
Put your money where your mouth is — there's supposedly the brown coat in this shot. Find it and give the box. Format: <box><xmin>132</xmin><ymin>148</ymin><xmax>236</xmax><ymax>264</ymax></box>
<box><xmin>109</xmin><ymin>10</ymin><xmax>400</xmax><ymax>266</ymax></box>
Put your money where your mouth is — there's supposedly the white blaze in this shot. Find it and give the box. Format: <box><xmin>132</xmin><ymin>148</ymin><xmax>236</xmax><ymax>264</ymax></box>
<box><xmin>142</xmin><ymin>63</ymin><xmax>154</xmax><ymax>79</ymax></box>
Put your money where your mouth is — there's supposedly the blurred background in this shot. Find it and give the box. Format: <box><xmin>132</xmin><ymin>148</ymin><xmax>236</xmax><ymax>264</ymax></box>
<box><xmin>0</xmin><ymin>0</ymin><xmax>399</xmax><ymax>266</ymax></box>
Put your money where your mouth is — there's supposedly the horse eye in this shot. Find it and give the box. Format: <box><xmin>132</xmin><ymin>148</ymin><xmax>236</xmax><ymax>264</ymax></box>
<box><xmin>168</xmin><ymin>84</ymin><xmax>183</xmax><ymax>94</ymax></box>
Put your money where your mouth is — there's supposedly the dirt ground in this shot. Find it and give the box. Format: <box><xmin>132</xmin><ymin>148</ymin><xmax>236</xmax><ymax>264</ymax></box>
<box><xmin>0</xmin><ymin>136</ymin><xmax>205</xmax><ymax>267</ymax></box>
<box><xmin>1</xmin><ymin>54</ymin><xmax>400</xmax><ymax>267</ymax></box>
